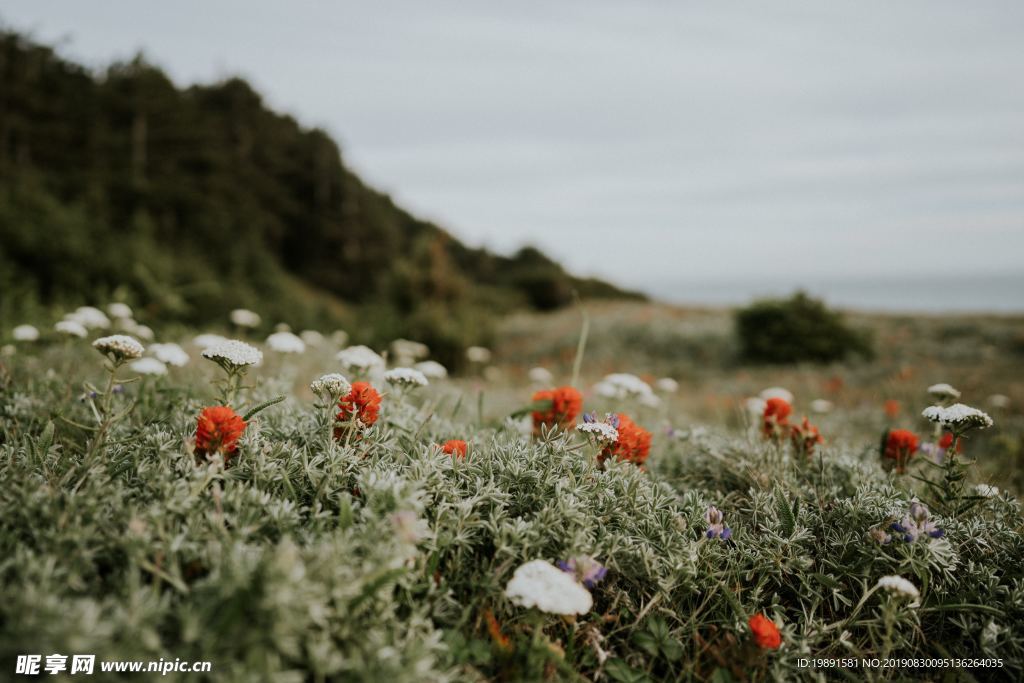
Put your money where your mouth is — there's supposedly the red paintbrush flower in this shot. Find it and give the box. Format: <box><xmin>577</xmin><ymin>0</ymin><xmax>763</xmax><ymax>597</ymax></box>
<box><xmin>790</xmin><ymin>416</ymin><xmax>824</xmax><ymax>457</ymax></box>
<box><xmin>884</xmin><ymin>399</ymin><xmax>901</xmax><ymax>418</ymax></box>
<box><xmin>531</xmin><ymin>386</ymin><xmax>583</xmax><ymax>434</ymax></box>
<box><xmin>762</xmin><ymin>397</ymin><xmax>792</xmax><ymax>440</ymax></box>
<box><xmin>749</xmin><ymin>613</ymin><xmax>782</xmax><ymax>649</ymax></box>
<box><xmin>195</xmin><ymin>406</ymin><xmax>247</xmax><ymax>461</ymax></box>
<box><xmin>599</xmin><ymin>413</ymin><xmax>652</xmax><ymax>466</ymax></box>
<box><xmin>938</xmin><ymin>432</ymin><xmax>964</xmax><ymax>454</ymax></box>
<box><xmin>334</xmin><ymin>381</ymin><xmax>382</xmax><ymax>438</ymax></box>
<box><xmin>882</xmin><ymin>428</ymin><xmax>919</xmax><ymax>473</ymax></box>
<box><xmin>441</xmin><ymin>439</ymin><xmax>468</xmax><ymax>458</ymax></box>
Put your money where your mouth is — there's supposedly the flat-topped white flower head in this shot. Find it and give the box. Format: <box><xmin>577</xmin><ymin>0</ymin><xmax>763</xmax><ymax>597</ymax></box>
<box><xmin>229</xmin><ymin>308</ymin><xmax>261</xmax><ymax>328</ymax></box>
<box><xmin>107</xmin><ymin>302</ymin><xmax>133</xmax><ymax>319</ymax></box>
<box><xmin>337</xmin><ymin>345</ymin><xmax>385</xmax><ymax>373</ymax></box>
<box><xmin>759</xmin><ymin>386</ymin><xmax>794</xmax><ymax>403</ymax></box>
<box><xmin>202</xmin><ymin>339</ymin><xmax>263</xmax><ymax>370</ymax></box>
<box><xmin>876</xmin><ymin>575</ymin><xmax>920</xmax><ymax>600</ymax></box>
<box><xmin>922</xmin><ymin>403</ymin><xmax>993</xmax><ymax>432</ymax></box>
<box><xmin>529</xmin><ymin>367</ymin><xmax>554</xmax><ymax>384</ymax></box>
<box><xmin>130</xmin><ymin>357</ymin><xmax>167</xmax><ymax>376</ymax></box>
<box><xmin>192</xmin><ymin>333</ymin><xmax>228</xmax><ymax>350</ymax></box>
<box><xmin>465</xmin><ymin>346</ymin><xmax>492</xmax><ymax>364</ymax></box>
<box><xmin>655</xmin><ymin>377</ymin><xmax>679</xmax><ymax>394</ymax></box>
<box><xmin>414</xmin><ymin>360</ymin><xmax>448</xmax><ymax>379</ymax></box>
<box><xmin>384</xmin><ymin>367</ymin><xmax>429</xmax><ymax>388</ymax></box>
<box><xmin>390</xmin><ymin>338</ymin><xmax>430</xmax><ymax>362</ymax></box>
<box><xmin>744</xmin><ymin>397</ymin><xmax>768</xmax><ymax>415</ymax></box>
<box><xmin>299</xmin><ymin>330</ymin><xmax>324</xmax><ymax>347</ymax></box>
<box><xmin>55</xmin><ymin>320</ymin><xmax>88</xmax><ymax>338</ymax></box>
<box><xmin>93</xmin><ymin>334</ymin><xmax>144</xmax><ymax>363</ymax></box>
<box><xmin>594</xmin><ymin>374</ymin><xmax>657</xmax><ymax>406</ymax></box>
<box><xmin>310</xmin><ymin>373</ymin><xmax>351</xmax><ymax>399</ymax></box>
<box><xmin>927</xmin><ymin>383</ymin><xmax>961</xmax><ymax>401</ymax></box>
<box><xmin>266</xmin><ymin>331</ymin><xmax>306</xmax><ymax>354</ymax></box>
<box><xmin>810</xmin><ymin>399</ymin><xmax>834</xmax><ymax>414</ymax></box>
<box><xmin>124</xmin><ymin>321</ymin><xmax>154</xmax><ymax>340</ymax></box>
<box><xmin>577</xmin><ymin>420</ymin><xmax>619</xmax><ymax>444</ymax></box>
<box><xmin>149</xmin><ymin>343</ymin><xmax>190</xmax><ymax>367</ymax></box>
<box><xmin>504</xmin><ymin>559</ymin><xmax>593</xmax><ymax>615</ymax></box>
<box><xmin>12</xmin><ymin>324</ymin><xmax>39</xmax><ymax>341</ymax></box>
<box><xmin>70</xmin><ymin>306</ymin><xmax>111</xmax><ymax>330</ymax></box>
<box><xmin>975</xmin><ymin>484</ymin><xmax>1000</xmax><ymax>498</ymax></box>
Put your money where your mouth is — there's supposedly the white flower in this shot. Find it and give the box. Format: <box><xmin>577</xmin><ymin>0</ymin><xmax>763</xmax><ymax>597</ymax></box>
<box><xmin>390</xmin><ymin>338</ymin><xmax>430</xmax><ymax>362</ymax></box>
<box><xmin>1</xmin><ymin>344</ymin><xmax>15</xmax><ymax>357</ymax></box>
<box><xmin>130</xmin><ymin>357</ymin><xmax>167</xmax><ymax>376</ymax></box>
<box><xmin>528</xmin><ymin>367</ymin><xmax>555</xmax><ymax>385</ymax></box>
<box><xmin>594</xmin><ymin>373</ymin><xmax>657</xmax><ymax>405</ymax></box>
<box><xmin>927</xmin><ymin>383</ymin><xmax>961</xmax><ymax>401</ymax></box>
<box><xmin>655</xmin><ymin>377</ymin><xmax>679</xmax><ymax>394</ymax></box>
<box><xmin>93</xmin><ymin>335</ymin><xmax>144</xmax><ymax>362</ymax></box>
<box><xmin>504</xmin><ymin>560</ymin><xmax>593</xmax><ymax>615</ymax></box>
<box><xmin>202</xmin><ymin>339</ymin><xmax>263</xmax><ymax>369</ymax></box>
<box><xmin>876</xmin><ymin>575</ymin><xmax>920</xmax><ymax>600</ymax></box>
<box><xmin>12</xmin><ymin>324</ymin><xmax>39</xmax><ymax>341</ymax></box>
<box><xmin>810</xmin><ymin>399</ymin><xmax>834</xmax><ymax>414</ymax></box>
<box><xmin>107</xmin><ymin>302</ymin><xmax>133</xmax><ymax>319</ymax></box>
<box><xmin>310</xmin><ymin>373</ymin><xmax>351</xmax><ymax>399</ymax></box>
<box><xmin>230</xmin><ymin>308</ymin><xmax>261</xmax><ymax>328</ymax></box>
<box><xmin>192</xmin><ymin>333</ymin><xmax>228</xmax><ymax>350</ymax></box>
<box><xmin>331</xmin><ymin>329</ymin><xmax>350</xmax><ymax>346</ymax></box>
<box><xmin>577</xmin><ymin>420</ymin><xmax>619</xmax><ymax>444</ymax></box>
<box><xmin>337</xmin><ymin>345</ymin><xmax>385</xmax><ymax>373</ymax></box>
<box><xmin>55</xmin><ymin>320</ymin><xmax>88</xmax><ymax>338</ymax></box>
<box><xmin>744</xmin><ymin>397</ymin><xmax>767</xmax><ymax>415</ymax></box>
<box><xmin>975</xmin><ymin>484</ymin><xmax>1000</xmax><ymax>498</ymax></box>
<box><xmin>266</xmin><ymin>331</ymin><xmax>306</xmax><ymax>354</ymax></box>
<box><xmin>414</xmin><ymin>360</ymin><xmax>448</xmax><ymax>379</ymax></box>
<box><xmin>384</xmin><ymin>367</ymin><xmax>429</xmax><ymax>388</ymax></box>
<box><xmin>149</xmin><ymin>343</ymin><xmax>190</xmax><ymax>367</ymax></box>
<box><xmin>759</xmin><ymin>387</ymin><xmax>794</xmax><ymax>403</ymax></box>
<box><xmin>130</xmin><ymin>323</ymin><xmax>155</xmax><ymax>341</ymax></box>
<box><xmin>465</xmin><ymin>346</ymin><xmax>492</xmax><ymax>364</ymax></box>
<box><xmin>987</xmin><ymin>394</ymin><xmax>1010</xmax><ymax>409</ymax></box>
<box><xmin>299</xmin><ymin>330</ymin><xmax>324</xmax><ymax>347</ymax></box>
<box><xmin>70</xmin><ymin>306</ymin><xmax>111</xmax><ymax>330</ymax></box>
<box><xmin>922</xmin><ymin>403</ymin><xmax>993</xmax><ymax>431</ymax></box>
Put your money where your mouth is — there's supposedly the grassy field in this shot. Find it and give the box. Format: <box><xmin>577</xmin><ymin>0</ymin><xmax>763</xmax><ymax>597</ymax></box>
<box><xmin>2</xmin><ymin>301</ymin><xmax>1023</xmax><ymax>681</ymax></box>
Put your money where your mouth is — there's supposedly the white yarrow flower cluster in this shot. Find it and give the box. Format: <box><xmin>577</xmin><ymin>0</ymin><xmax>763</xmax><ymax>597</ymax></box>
<box><xmin>504</xmin><ymin>560</ymin><xmax>593</xmax><ymax>615</ymax></box>
<box><xmin>93</xmin><ymin>335</ymin><xmax>145</xmax><ymax>363</ymax></box>
<box><xmin>577</xmin><ymin>419</ymin><xmax>619</xmax><ymax>445</ymax></box>
<box><xmin>266</xmin><ymin>331</ymin><xmax>306</xmax><ymax>354</ymax></box>
<box><xmin>927</xmin><ymin>383</ymin><xmax>961</xmax><ymax>401</ymax></box>
<box><xmin>384</xmin><ymin>367</ymin><xmax>429</xmax><ymax>388</ymax></box>
<box><xmin>414</xmin><ymin>360</ymin><xmax>448</xmax><ymax>379</ymax></box>
<box><xmin>528</xmin><ymin>367</ymin><xmax>554</xmax><ymax>385</ymax></box>
<box><xmin>12</xmin><ymin>324</ymin><xmax>39</xmax><ymax>341</ymax></box>
<box><xmin>68</xmin><ymin>306</ymin><xmax>111</xmax><ymax>330</ymax></box>
<box><xmin>655</xmin><ymin>377</ymin><xmax>679</xmax><ymax>394</ymax></box>
<box><xmin>130</xmin><ymin>357</ymin><xmax>168</xmax><ymax>376</ymax></box>
<box><xmin>810</xmin><ymin>399</ymin><xmax>834</xmax><ymax>414</ymax></box>
<box><xmin>55</xmin><ymin>320</ymin><xmax>88</xmax><ymax>338</ymax></box>
<box><xmin>876</xmin><ymin>575</ymin><xmax>920</xmax><ymax>600</ymax></box>
<box><xmin>390</xmin><ymin>338</ymin><xmax>430</xmax><ymax>363</ymax></box>
<box><xmin>202</xmin><ymin>339</ymin><xmax>263</xmax><ymax>369</ymax></box>
<box><xmin>337</xmin><ymin>345</ymin><xmax>386</xmax><ymax>374</ymax></box>
<box><xmin>192</xmin><ymin>333</ymin><xmax>228</xmax><ymax>350</ymax></box>
<box><xmin>107</xmin><ymin>302</ymin><xmax>133</xmax><ymax>319</ymax></box>
<box><xmin>744</xmin><ymin>396</ymin><xmax>768</xmax><ymax>415</ymax></box>
<box><xmin>975</xmin><ymin>484</ymin><xmax>1000</xmax><ymax>498</ymax></box>
<box><xmin>230</xmin><ymin>308</ymin><xmax>261</xmax><ymax>328</ymax></box>
<box><xmin>465</xmin><ymin>346</ymin><xmax>492</xmax><ymax>364</ymax></box>
<box><xmin>149</xmin><ymin>343</ymin><xmax>190</xmax><ymax>367</ymax></box>
<box><xmin>299</xmin><ymin>330</ymin><xmax>324</xmax><ymax>347</ymax></box>
<box><xmin>922</xmin><ymin>403</ymin><xmax>993</xmax><ymax>431</ymax></box>
<box><xmin>760</xmin><ymin>386</ymin><xmax>794</xmax><ymax>403</ymax></box>
<box><xmin>594</xmin><ymin>373</ymin><xmax>659</xmax><ymax>407</ymax></box>
<box><xmin>310</xmin><ymin>373</ymin><xmax>351</xmax><ymax>399</ymax></box>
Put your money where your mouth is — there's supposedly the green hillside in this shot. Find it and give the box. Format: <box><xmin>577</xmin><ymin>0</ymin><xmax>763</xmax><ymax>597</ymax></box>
<box><xmin>0</xmin><ymin>31</ymin><xmax>641</xmax><ymax>366</ymax></box>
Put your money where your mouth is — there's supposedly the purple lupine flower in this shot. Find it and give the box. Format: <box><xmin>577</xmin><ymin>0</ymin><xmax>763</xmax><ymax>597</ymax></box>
<box><xmin>558</xmin><ymin>555</ymin><xmax>608</xmax><ymax>588</ymax></box>
<box><xmin>888</xmin><ymin>502</ymin><xmax>944</xmax><ymax>543</ymax></box>
<box><xmin>704</xmin><ymin>505</ymin><xmax>732</xmax><ymax>540</ymax></box>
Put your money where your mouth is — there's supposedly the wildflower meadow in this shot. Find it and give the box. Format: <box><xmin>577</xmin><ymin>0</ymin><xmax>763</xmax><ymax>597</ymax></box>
<box><xmin>2</xmin><ymin>302</ymin><xmax>1023</xmax><ymax>682</ymax></box>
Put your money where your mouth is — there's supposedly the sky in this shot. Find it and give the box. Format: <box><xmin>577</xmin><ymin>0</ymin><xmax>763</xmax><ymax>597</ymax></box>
<box><xmin>4</xmin><ymin>1</ymin><xmax>1024</xmax><ymax>310</ymax></box>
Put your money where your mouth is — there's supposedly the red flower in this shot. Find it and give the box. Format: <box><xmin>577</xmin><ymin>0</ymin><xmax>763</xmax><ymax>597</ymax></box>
<box><xmin>762</xmin><ymin>398</ymin><xmax>792</xmax><ymax>439</ymax></box>
<box><xmin>335</xmin><ymin>381</ymin><xmax>382</xmax><ymax>438</ymax></box>
<box><xmin>884</xmin><ymin>399</ymin><xmax>901</xmax><ymax>418</ymax></box>
<box><xmin>790</xmin><ymin>416</ymin><xmax>824</xmax><ymax>457</ymax></box>
<box><xmin>882</xmin><ymin>429</ymin><xmax>918</xmax><ymax>473</ymax></box>
<box><xmin>441</xmin><ymin>439</ymin><xmax>468</xmax><ymax>458</ymax></box>
<box><xmin>600</xmin><ymin>413</ymin><xmax>652</xmax><ymax>466</ymax></box>
<box><xmin>531</xmin><ymin>386</ymin><xmax>583</xmax><ymax>434</ymax></box>
<box><xmin>749</xmin><ymin>613</ymin><xmax>781</xmax><ymax>649</ymax></box>
<box><xmin>195</xmin><ymin>406</ymin><xmax>247</xmax><ymax>460</ymax></box>
<box><xmin>938</xmin><ymin>432</ymin><xmax>964</xmax><ymax>454</ymax></box>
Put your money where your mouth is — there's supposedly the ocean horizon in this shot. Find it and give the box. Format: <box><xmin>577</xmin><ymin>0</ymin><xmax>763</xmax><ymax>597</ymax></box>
<box><xmin>646</xmin><ymin>272</ymin><xmax>1024</xmax><ymax>315</ymax></box>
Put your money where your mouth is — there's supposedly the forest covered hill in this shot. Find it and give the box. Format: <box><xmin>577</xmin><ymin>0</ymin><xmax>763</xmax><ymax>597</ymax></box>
<box><xmin>0</xmin><ymin>31</ymin><xmax>641</xmax><ymax>365</ymax></box>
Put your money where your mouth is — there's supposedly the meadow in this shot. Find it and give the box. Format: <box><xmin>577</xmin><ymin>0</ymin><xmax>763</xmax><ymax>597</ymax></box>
<box><xmin>2</xmin><ymin>301</ymin><xmax>1023</xmax><ymax>682</ymax></box>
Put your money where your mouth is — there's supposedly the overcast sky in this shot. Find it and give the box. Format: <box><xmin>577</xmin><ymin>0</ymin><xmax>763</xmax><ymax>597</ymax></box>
<box><xmin>4</xmin><ymin>1</ymin><xmax>1024</xmax><ymax>307</ymax></box>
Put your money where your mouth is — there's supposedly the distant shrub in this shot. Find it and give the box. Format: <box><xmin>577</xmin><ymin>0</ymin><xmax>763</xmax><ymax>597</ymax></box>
<box><xmin>735</xmin><ymin>292</ymin><xmax>873</xmax><ymax>364</ymax></box>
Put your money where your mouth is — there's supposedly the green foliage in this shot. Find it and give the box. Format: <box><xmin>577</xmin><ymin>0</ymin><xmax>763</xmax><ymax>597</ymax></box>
<box><xmin>735</xmin><ymin>292</ymin><xmax>874</xmax><ymax>364</ymax></box>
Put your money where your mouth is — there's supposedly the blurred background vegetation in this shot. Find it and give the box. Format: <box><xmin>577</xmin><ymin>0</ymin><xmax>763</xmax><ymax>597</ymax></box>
<box><xmin>0</xmin><ymin>32</ymin><xmax>642</xmax><ymax>369</ymax></box>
